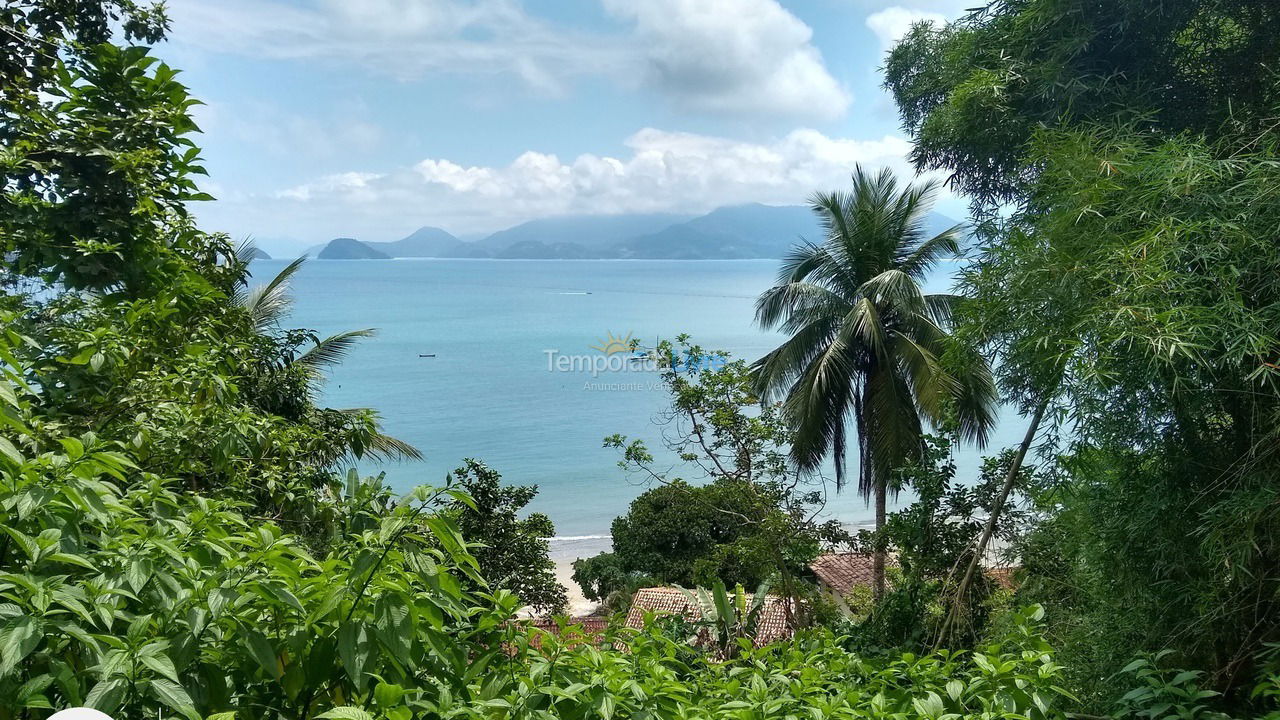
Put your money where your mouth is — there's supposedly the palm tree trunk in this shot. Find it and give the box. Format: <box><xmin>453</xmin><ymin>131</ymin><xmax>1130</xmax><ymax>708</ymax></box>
<box><xmin>873</xmin><ymin>475</ymin><xmax>887</xmax><ymax>600</ymax></box>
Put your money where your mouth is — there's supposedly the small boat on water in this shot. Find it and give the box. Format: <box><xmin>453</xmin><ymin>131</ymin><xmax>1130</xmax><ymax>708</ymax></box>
<box><xmin>418</xmin><ymin>353</ymin><xmax>436</xmax><ymax>358</ymax></box>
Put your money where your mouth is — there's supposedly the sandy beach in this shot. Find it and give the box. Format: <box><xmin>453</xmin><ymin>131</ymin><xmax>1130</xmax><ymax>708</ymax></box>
<box><xmin>516</xmin><ymin>535</ymin><xmax>609</xmax><ymax>618</ymax></box>
<box><xmin>555</xmin><ymin>559</ymin><xmax>598</xmax><ymax>616</ymax></box>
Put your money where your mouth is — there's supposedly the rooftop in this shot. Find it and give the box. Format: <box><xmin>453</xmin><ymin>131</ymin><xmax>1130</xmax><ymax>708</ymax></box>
<box><xmin>625</xmin><ymin>586</ymin><xmax>796</xmax><ymax>647</ymax></box>
<box><xmin>809</xmin><ymin>552</ymin><xmax>879</xmax><ymax>596</ymax></box>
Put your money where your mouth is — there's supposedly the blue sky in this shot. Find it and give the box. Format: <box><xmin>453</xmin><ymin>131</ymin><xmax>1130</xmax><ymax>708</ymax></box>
<box><xmin>160</xmin><ymin>0</ymin><xmax>973</xmax><ymax>255</ymax></box>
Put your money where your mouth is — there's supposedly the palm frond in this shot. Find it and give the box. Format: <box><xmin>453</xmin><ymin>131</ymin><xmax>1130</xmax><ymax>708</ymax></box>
<box><xmin>752</xmin><ymin>317</ymin><xmax>839</xmax><ymax>401</ymax></box>
<box><xmin>864</xmin><ymin>364</ymin><xmax>925</xmax><ymax>498</ymax></box>
<box><xmin>898</xmin><ymin>225</ymin><xmax>964</xmax><ymax>278</ymax></box>
<box><xmin>783</xmin><ymin>325</ymin><xmax>860</xmax><ymax>476</ymax></box>
<box><xmin>755</xmin><ymin>280</ymin><xmax>849</xmax><ymax>333</ymax></box>
<box><xmin>888</xmin><ymin>330</ymin><xmax>951</xmax><ymax>425</ymax></box>
<box><xmin>774</xmin><ymin>241</ymin><xmax>829</xmax><ymax>286</ymax></box>
<box><xmin>242</xmin><ymin>257</ymin><xmax>306</xmax><ymax>331</ymax></box>
<box><xmin>232</xmin><ymin>237</ymin><xmax>261</xmax><ymax>265</ymax></box>
<box><xmin>847</xmin><ymin>297</ymin><xmax>892</xmax><ymax>364</ymax></box>
<box><xmin>364</xmin><ymin>430</ymin><xmax>425</xmax><ymax>462</ymax></box>
<box><xmin>296</xmin><ymin>329</ymin><xmax>376</xmax><ymax>374</ymax></box>
<box><xmin>859</xmin><ymin>269</ymin><xmax>928</xmax><ymax>319</ymax></box>
<box><xmin>334</xmin><ymin>407</ymin><xmax>424</xmax><ymax>462</ymax></box>
<box><xmin>948</xmin><ymin>344</ymin><xmax>1000</xmax><ymax>447</ymax></box>
<box><xmin>923</xmin><ymin>293</ymin><xmax>961</xmax><ymax>327</ymax></box>
<box><xmin>228</xmin><ymin>238</ymin><xmax>259</xmax><ymax>307</ymax></box>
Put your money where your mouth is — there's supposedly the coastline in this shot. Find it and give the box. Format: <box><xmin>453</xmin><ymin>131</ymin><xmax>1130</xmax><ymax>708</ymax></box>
<box><xmin>536</xmin><ymin>520</ymin><xmax>886</xmax><ymax>618</ymax></box>
<box><xmin>546</xmin><ymin>534</ymin><xmax>611</xmax><ymax>616</ymax></box>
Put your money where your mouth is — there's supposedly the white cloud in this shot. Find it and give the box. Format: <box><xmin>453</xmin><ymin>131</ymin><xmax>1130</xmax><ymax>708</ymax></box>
<box><xmin>200</xmin><ymin>126</ymin><xmax>952</xmax><ymax>251</ymax></box>
<box><xmin>167</xmin><ymin>0</ymin><xmax>847</xmax><ymax>119</ymax></box>
<box><xmin>850</xmin><ymin>0</ymin><xmax>974</xmax><ymax>14</ymax></box>
<box><xmin>167</xmin><ymin>0</ymin><xmax>619</xmax><ymax>88</ymax></box>
<box><xmin>194</xmin><ymin>100</ymin><xmax>384</xmax><ymax>162</ymax></box>
<box><xmin>602</xmin><ymin>0</ymin><xmax>849</xmax><ymax>118</ymax></box>
<box><xmin>866</xmin><ymin>6</ymin><xmax>947</xmax><ymax>51</ymax></box>
<box><xmin>277</xmin><ymin>172</ymin><xmax>382</xmax><ymax>201</ymax></box>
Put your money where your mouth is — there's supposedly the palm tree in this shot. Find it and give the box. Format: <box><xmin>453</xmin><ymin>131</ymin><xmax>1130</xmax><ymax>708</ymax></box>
<box><xmin>232</xmin><ymin>243</ymin><xmax>422</xmax><ymax>463</ymax></box>
<box><xmin>752</xmin><ymin>167</ymin><xmax>997</xmax><ymax>598</ymax></box>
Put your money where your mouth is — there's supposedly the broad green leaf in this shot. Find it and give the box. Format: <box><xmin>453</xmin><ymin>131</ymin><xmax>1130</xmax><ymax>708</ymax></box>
<box><xmin>317</xmin><ymin>707</ymin><xmax>374</xmax><ymax>720</ymax></box>
<box><xmin>338</xmin><ymin>622</ymin><xmax>371</xmax><ymax>687</ymax></box>
<box><xmin>46</xmin><ymin>553</ymin><xmax>97</xmax><ymax>571</ymax></box>
<box><xmin>16</xmin><ymin>673</ymin><xmax>54</xmax><ymax>708</ymax></box>
<box><xmin>0</xmin><ymin>382</ymin><xmax>16</xmax><ymax>408</ymax></box>
<box><xmin>125</xmin><ymin>557</ymin><xmax>153</xmax><ymax>593</ymax></box>
<box><xmin>374</xmin><ymin>681</ymin><xmax>406</xmax><ymax>707</ymax></box>
<box><xmin>912</xmin><ymin>691</ymin><xmax>945</xmax><ymax>719</ymax></box>
<box><xmin>141</xmin><ymin>652</ymin><xmax>180</xmax><ymax>683</ymax></box>
<box><xmin>243</xmin><ymin>630</ymin><xmax>282</xmax><ymax>680</ymax></box>
<box><xmin>149</xmin><ymin>678</ymin><xmax>199</xmax><ymax>719</ymax></box>
<box><xmin>208</xmin><ymin>587</ymin><xmax>235</xmax><ymax>619</ymax></box>
<box><xmin>0</xmin><ymin>436</ymin><xmax>23</xmax><ymax>466</ymax></box>
<box><xmin>0</xmin><ymin>616</ymin><xmax>41</xmax><ymax>677</ymax></box>
<box><xmin>84</xmin><ymin>678</ymin><xmax>127</xmax><ymax>714</ymax></box>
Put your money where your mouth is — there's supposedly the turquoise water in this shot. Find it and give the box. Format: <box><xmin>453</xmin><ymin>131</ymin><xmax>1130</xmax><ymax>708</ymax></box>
<box><xmin>253</xmin><ymin>258</ymin><xmax>1027</xmax><ymax>548</ymax></box>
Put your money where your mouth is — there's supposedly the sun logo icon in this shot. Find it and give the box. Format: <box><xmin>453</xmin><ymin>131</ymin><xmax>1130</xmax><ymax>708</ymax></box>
<box><xmin>590</xmin><ymin>330</ymin><xmax>636</xmax><ymax>355</ymax></box>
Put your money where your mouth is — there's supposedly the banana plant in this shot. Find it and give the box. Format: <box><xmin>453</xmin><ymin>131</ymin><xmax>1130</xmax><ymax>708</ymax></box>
<box><xmin>682</xmin><ymin>579</ymin><xmax>773</xmax><ymax>659</ymax></box>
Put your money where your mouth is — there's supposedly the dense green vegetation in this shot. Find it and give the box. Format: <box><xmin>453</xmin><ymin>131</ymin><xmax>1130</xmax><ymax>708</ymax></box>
<box><xmin>752</xmin><ymin>167</ymin><xmax>997</xmax><ymax>598</ymax></box>
<box><xmin>5</xmin><ymin>0</ymin><xmax>1280</xmax><ymax>718</ymax></box>
<box><xmin>575</xmin><ymin>340</ymin><xmax>847</xmax><ymax>612</ymax></box>
<box><xmin>445</xmin><ymin>459</ymin><xmax>566</xmax><ymax>614</ymax></box>
<box><xmin>885</xmin><ymin>0</ymin><xmax>1280</xmax><ymax>711</ymax></box>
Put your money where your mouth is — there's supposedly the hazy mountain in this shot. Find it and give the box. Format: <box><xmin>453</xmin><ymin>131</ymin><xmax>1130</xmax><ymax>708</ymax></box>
<box><xmin>298</xmin><ymin>205</ymin><xmax>962</xmax><ymax>260</ymax></box>
<box><xmin>250</xmin><ymin>247</ymin><xmax>272</xmax><ymax>260</ymax></box>
<box><xmin>496</xmin><ymin>240</ymin><xmax>594</xmax><ymax>259</ymax></box>
<box><xmin>366</xmin><ymin>226</ymin><xmax>466</xmax><ymax>257</ymax></box>
<box><xmin>441</xmin><ymin>243</ymin><xmax>491</xmax><ymax>258</ymax></box>
<box><xmin>317</xmin><ymin>237</ymin><xmax>390</xmax><ymax>259</ymax></box>
<box><xmin>478</xmin><ymin>213</ymin><xmax>695</xmax><ymax>253</ymax></box>
<box><xmin>611</xmin><ymin>204</ymin><xmax>963</xmax><ymax>260</ymax></box>
<box><xmin>303</xmin><ymin>227</ymin><xmax>488</xmax><ymax>258</ymax></box>
<box><xmin>612</xmin><ymin>204</ymin><xmax>819</xmax><ymax>259</ymax></box>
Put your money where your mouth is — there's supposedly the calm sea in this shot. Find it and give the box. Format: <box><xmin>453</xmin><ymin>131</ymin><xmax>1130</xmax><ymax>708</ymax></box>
<box><xmin>252</xmin><ymin>258</ymin><xmax>1027</xmax><ymax>558</ymax></box>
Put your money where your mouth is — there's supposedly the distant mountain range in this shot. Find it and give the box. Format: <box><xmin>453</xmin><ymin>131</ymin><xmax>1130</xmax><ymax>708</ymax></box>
<box><xmin>304</xmin><ymin>204</ymin><xmax>960</xmax><ymax>260</ymax></box>
<box><xmin>480</xmin><ymin>213</ymin><xmax>694</xmax><ymax>258</ymax></box>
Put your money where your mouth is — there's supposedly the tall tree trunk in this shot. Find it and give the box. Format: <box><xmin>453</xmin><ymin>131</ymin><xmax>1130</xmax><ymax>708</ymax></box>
<box><xmin>873</xmin><ymin>474</ymin><xmax>887</xmax><ymax>600</ymax></box>
<box><xmin>935</xmin><ymin>399</ymin><xmax>1048</xmax><ymax>648</ymax></box>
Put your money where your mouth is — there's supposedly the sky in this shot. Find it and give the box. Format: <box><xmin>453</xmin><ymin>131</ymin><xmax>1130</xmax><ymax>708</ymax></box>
<box><xmin>158</xmin><ymin>0</ymin><xmax>975</xmax><ymax>256</ymax></box>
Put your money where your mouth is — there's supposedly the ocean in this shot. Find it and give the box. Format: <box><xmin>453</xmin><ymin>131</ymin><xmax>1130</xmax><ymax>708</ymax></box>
<box><xmin>251</xmin><ymin>258</ymin><xmax>1027</xmax><ymax>561</ymax></box>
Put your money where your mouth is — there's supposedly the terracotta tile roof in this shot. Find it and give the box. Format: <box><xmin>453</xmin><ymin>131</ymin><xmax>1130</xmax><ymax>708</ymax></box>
<box><xmin>625</xmin><ymin>587</ymin><xmax>701</xmax><ymax>629</ymax></box>
<box><xmin>986</xmin><ymin>566</ymin><xmax>1020</xmax><ymax>591</ymax></box>
<box><xmin>810</xmin><ymin>553</ymin><xmax>1021</xmax><ymax>594</ymax></box>
<box><xmin>526</xmin><ymin>616</ymin><xmax>610</xmax><ymax>633</ymax></box>
<box><xmin>517</xmin><ymin>616</ymin><xmax>611</xmax><ymax>649</ymax></box>
<box><xmin>624</xmin><ymin>586</ymin><xmax>796</xmax><ymax>647</ymax></box>
<box><xmin>809</xmin><ymin>553</ymin><xmax>879</xmax><ymax>596</ymax></box>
